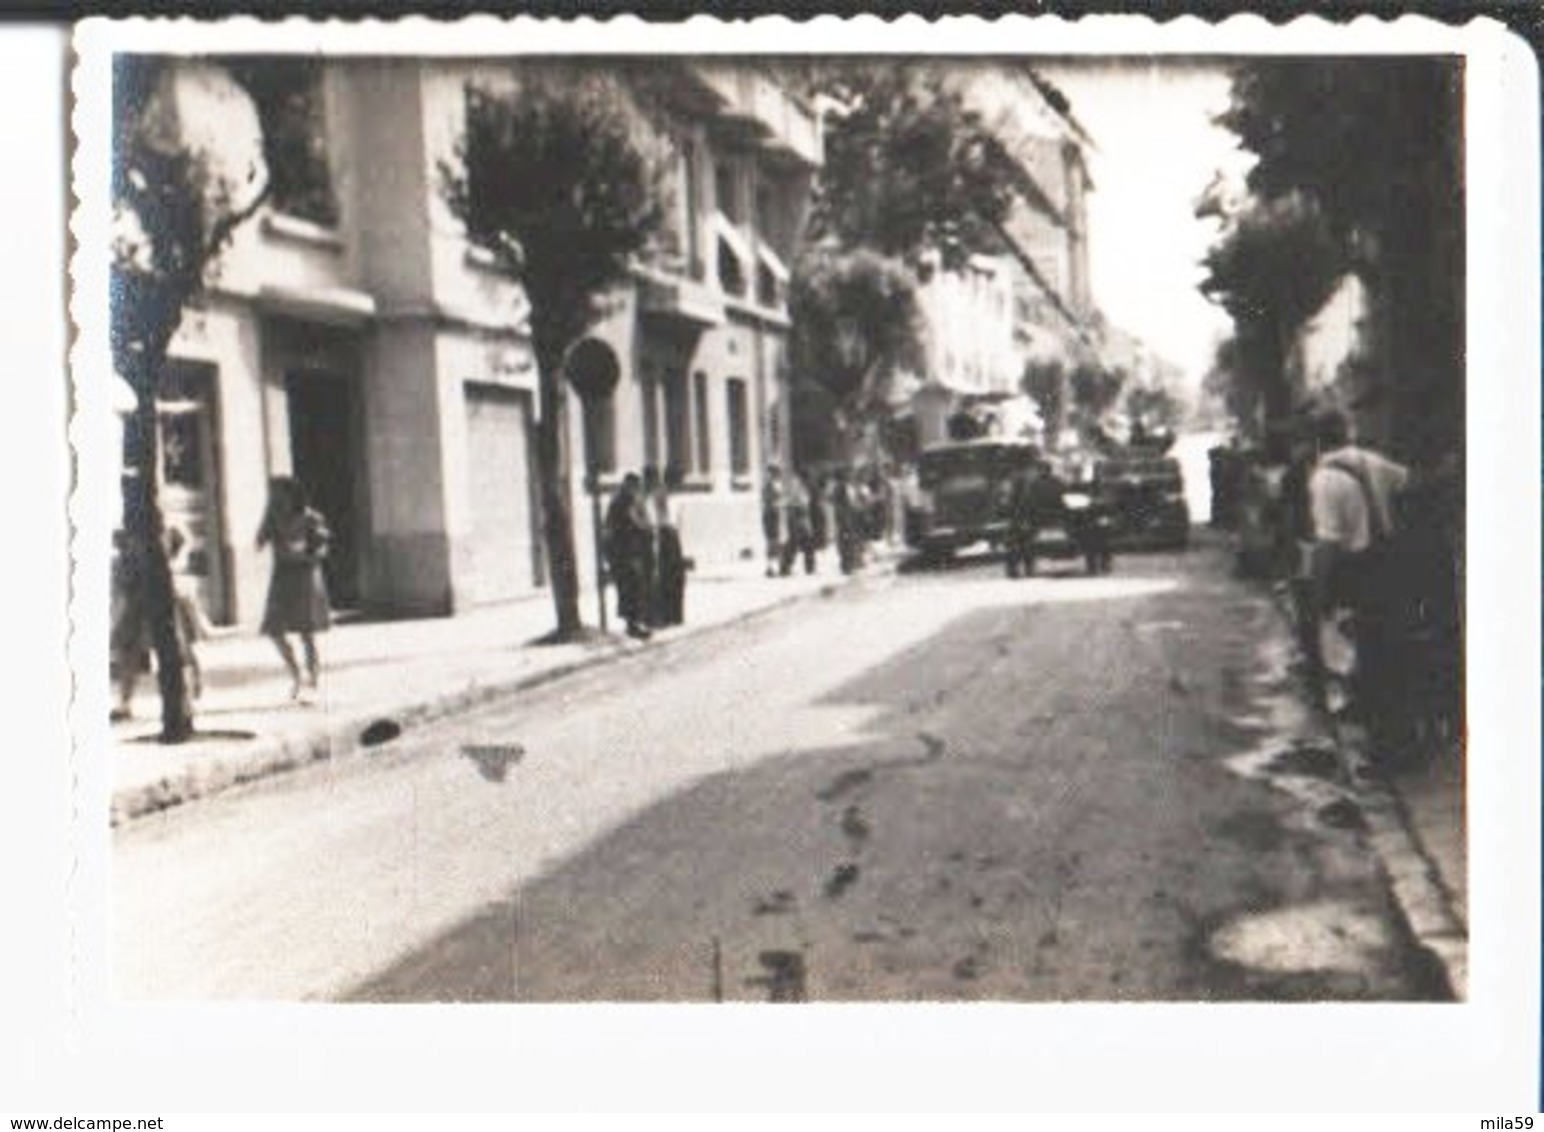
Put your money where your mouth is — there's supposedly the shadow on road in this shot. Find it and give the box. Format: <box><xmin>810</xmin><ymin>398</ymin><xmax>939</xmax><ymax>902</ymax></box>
<box><xmin>346</xmin><ymin>554</ymin><xmax>1436</xmax><ymax>1005</ymax></box>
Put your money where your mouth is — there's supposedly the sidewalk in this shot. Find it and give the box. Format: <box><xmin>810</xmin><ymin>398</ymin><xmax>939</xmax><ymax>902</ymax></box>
<box><xmin>1264</xmin><ymin>579</ymin><xmax>1467</xmax><ymax>997</ymax></box>
<box><xmin>111</xmin><ymin>550</ymin><xmax>896</xmax><ymax>825</ymax></box>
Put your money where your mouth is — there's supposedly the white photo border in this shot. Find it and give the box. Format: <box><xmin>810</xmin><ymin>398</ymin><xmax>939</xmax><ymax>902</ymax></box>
<box><xmin>63</xmin><ymin>14</ymin><xmax>1540</xmax><ymax>1113</ymax></box>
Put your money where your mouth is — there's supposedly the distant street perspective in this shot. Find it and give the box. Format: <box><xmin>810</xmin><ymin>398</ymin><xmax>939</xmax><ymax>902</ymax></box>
<box><xmin>104</xmin><ymin>52</ymin><xmax>1465</xmax><ymax>1003</ymax></box>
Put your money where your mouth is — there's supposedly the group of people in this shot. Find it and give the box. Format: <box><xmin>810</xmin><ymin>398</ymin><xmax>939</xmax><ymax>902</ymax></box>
<box><xmin>603</xmin><ymin>465</ymin><xmax>691</xmax><ymax>640</ymax></box>
<box><xmin>111</xmin><ymin>474</ymin><xmax>334</xmax><ymax>720</ymax></box>
<box><xmin>1000</xmin><ymin>458</ymin><xmax>1104</xmax><ymax>578</ymax></box>
<box><xmin>1282</xmin><ymin>406</ymin><xmax>1460</xmax><ymax>769</ymax></box>
<box><xmin>760</xmin><ymin>464</ymin><xmax>889</xmax><ymax>579</ymax></box>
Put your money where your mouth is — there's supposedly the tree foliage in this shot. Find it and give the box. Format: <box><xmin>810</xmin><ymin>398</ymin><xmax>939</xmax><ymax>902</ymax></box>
<box><xmin>802</xmin><ymin>63</ymin><xmax>1016</xmax><ymax>272</ymax></box>
<box><xmin>1204</xmin><ymin>58</ymin><xmax>1463</xmax><ymax>453</ymax></box>
<box><xmin>446</xmin><ymin>72</ymin><xmax>663</xmax><ymax>366</ymax></box>
<box><xmin>442</xmin><ymin>68</ymin><xmax>662</xmax><ymax>639</ymax></box>
<box><xmin>787</xmin><ymin>246</ymin><xmax>927</xmax><ymax>421</ymax></box>
<box><xmin>1068</xmin><ymin>361</ymin><xmax>1125</xmax><ymax>429</ymax></box>
<box><xmin>112</xmin><ymin>56</ymin><xmax>270</xmax><ymax>742</ymax></box>
<box><xmin>1220</xmin><ymin>60</ymin><xmax>1460</xmax><ymax>248</ymax></box>
<box><xmin>1124</xmin><ymin>382</ymin><xmax>1185</xmax><ymax>435</ymax></box>
<box><xmin>1199</xmin><ymin>190</ymin><xmax>1344</xmax><ymax>422</ymax></box>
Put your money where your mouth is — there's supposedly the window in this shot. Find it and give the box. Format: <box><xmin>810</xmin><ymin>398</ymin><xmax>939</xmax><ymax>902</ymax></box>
<box><xmin>715</xmin><ymin>158</ymin><xmax>743</xmax><ymax>225</ymax></box>
<box><xmin>693</xmin><ymin>371</ymin><xmax>712</xmax><ymax>475</ymax></box>
<box><xmin>664</xmin><ymin>371</ymin><xmax>691</xmax><ymax>478</ymax></box>
<box><xmin>668</xmin><ymin>136</ymin><xmax>701</xmax><ymax>278</ymax></box>
<box><xmin>225</xmin><ymin>57</ymin><xmax>338</xmax><ymax>227</ymax></box>
<box><xmin>718</xmin><ymin>237</ymin><xmax>747</xmax><ymax>298</ymax></box>
<box><xmin>727</xmin><ymin>378</ymin><xmax>750</xmax><ymax>477</ymax></box>
<box><xmin>756</xmin><ymin>263</ymin><xmax>779</xmax><ymax>308</ymax></box>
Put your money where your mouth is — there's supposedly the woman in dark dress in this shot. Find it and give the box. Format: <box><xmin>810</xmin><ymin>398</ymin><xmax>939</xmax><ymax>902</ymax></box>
<box><xmin>257</xmin><ymin>476</ymin><xmax>332</xmax><ymax>700</ymax></box>
<box><xmin>651</xmin><ymin>463</ymin><xmax>688</xmax><ymax>627</ymax></box>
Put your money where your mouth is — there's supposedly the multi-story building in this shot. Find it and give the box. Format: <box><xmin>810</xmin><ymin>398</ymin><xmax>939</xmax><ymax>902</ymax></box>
<box><xmin>908</xmin><ymin>64</ymin><xmax>1098</xmax><ymax>449</ymax></box>
<box><xmin>123</xmin><ymin>56</ymin><xmax>820</xmax><ymax>628</ymax></box>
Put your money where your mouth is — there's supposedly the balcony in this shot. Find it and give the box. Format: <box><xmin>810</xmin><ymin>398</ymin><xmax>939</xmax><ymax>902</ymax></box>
<box><xmin>688</xmin><ymin>63</ymin><xmax>822</xmax><ymax>169</ymax></box>
<box><xmin>636</xmin><ymin>268</ymin><xmax>726</xmax><ymax>329</ymax></box>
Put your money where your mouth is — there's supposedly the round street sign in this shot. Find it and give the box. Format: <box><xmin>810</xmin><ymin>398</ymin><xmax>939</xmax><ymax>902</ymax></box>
<box><xmin>565</xmin><ymin>337</ymin><xmax>621</xmax><ymax>403</ymax></box>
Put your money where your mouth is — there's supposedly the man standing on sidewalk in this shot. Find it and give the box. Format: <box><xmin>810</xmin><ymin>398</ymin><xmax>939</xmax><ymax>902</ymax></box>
<box><xmin>605</xmin><ymin>472</ymin><xmax>653</xmax><ymax>640</ymax></box>
<box><xmin>761</xmin><ymin>464</ymin><xmax>784</xmax><ymax>578</ymax></box>
<box><xmin>1306</xmin><ymin>406</ymin><xmax>1411</xmax><ymax>764</ymax></box>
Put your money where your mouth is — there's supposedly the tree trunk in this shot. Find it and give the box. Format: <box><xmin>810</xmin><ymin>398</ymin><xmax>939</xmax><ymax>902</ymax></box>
<box><xmin>128</xmin><ymin>395</ymin><xmax>194</xmax><ymax>743</ymax></box>
<box><xmin>533</xmin><ymin>335</ymin><xmax>584</xmax><ymax>640</ymax></box>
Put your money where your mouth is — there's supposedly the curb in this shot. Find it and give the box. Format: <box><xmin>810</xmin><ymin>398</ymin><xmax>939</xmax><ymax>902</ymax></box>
<box><xmin>111</xmin><ymin>563</ymin><xmax>888</xmax><ymax>826</ymax></box>
<box><xmin>1264</xmin><ymin>585</ymin><xmax>1468</xmax><ymax>1000</ymax></box>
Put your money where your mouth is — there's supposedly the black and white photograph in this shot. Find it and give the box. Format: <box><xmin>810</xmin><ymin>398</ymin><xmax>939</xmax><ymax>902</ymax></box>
<box><xmin>48</xmin><ymin>11</ymin><xmax>1538</xmax><ymax>1112</ymax></box>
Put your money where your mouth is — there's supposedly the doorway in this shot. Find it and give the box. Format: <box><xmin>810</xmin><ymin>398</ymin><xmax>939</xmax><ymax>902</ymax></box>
<box><xmin>285</xmin><ymin>369</ymin><xmax>363</xmax><ymax>610</ymax></box>
<box><xmin>156</xmin><ymin>359</ymin><xmax>230</xmax><ymax>624</ymax></box>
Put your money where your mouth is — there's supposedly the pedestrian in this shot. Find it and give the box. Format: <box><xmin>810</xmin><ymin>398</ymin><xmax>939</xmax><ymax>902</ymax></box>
<box><xmin>650</xmin><ymin>463</ymin><xmax>690</xmax><ymax>627</ymax></box>
<box><xmin>808</xmin><ymin>469</ymin><xmax>831</xmax><ymax>556</ymax></box>
<box><xmin>638</xmin><ymin>465</ymin><xmax>663</xmax><ymax>628</ymax></box>
<box><xmin>110</xmin><ymin>524</ymin><xmax>210</xmax><ymax>720</ymax></box>
<box><xmin>1305</xmin><ymin>407</ymin><xmax>1411</xmax><ymax>762</ymax></box>
<box><xmin>109</xmin><ymin>527</ymin><xmax>150</xmax><ymax>722</ymax></box>
<box><xmin>604</xmin><ymin>471</ymin><xmax>653</xmax><ymax>639</ymax></box>
<box><xmin>164</xmin><ymin>525</ymin><xmax>210</xmax><ymax>701</ymax></box>
<box><xmin>779</xmin><ymin>469</ymin><xmax>817</xmax><ymax>576</ymax></box>
<box><xmin>1280</xmin><ymin>417</ymin><xmax>1323</xmax><ymax>693</ymax></box>
<box><xmin>256</xmin><ymin>475</ymin><xmax>332</xmax><ymax>701</ymax></box>
<box><xmin>760</xmin><ymin>464</ymin><xmax>784</xmax><ymax>577</ymax></box>
<box><xmin>1004</xmin><ymin>458</ymin><xmax>1067</xmax><ymax>578</ymax></box>
<box><xmin>831</xmin><ymin>468</ymin><xmax>865</xmax><ymax>575</ymax></box>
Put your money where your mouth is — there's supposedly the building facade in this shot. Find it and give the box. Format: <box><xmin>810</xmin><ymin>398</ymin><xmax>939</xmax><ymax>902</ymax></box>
<box><xmin>909</xmin><ymin>65</ymin><xmax>1098</xmax><ymax>450</ymax></box>
<box><xmin>127</xmin><ymin>57</ymin><xmax>820</xmax><ymax>629</ymax></box>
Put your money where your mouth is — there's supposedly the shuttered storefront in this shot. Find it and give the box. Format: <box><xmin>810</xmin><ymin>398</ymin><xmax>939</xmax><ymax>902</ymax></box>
<box><xmin>464</xmin><ymin>385</ymin><xmax>540</xmax><ymax>604</ymax></box>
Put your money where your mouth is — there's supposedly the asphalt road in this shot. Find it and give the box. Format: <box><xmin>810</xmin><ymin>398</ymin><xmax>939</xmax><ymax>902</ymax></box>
<box><xmin>115</xmin><ymin>535</ymin><xmax>1446</xmax><ymax>1002</ymax></box>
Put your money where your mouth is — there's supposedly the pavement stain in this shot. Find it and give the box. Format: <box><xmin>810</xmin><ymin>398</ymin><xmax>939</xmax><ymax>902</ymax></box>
<box><xmin>751</xmin><ymin>889</ymin><xmax>797</xmax><ymax>916</ymax></box>
<box><xmin>358</xmin><ymin>719</ymin><xmax>403</xmax><ymax>747</ymax></box>
<box><xmin>461</xmin><ymin>742</ymin><xmax>525</xmax><ymax>783</ymax></box>
<box><xmin>839</xmin><ymin>804</ymin><xmax>871</xmax><ymax>845</ymax></box>
<box><xmin>824</xmin><ymin>861</ymin><xmax>861</xmax><ymax>899</ymax></box>
<box><xmin>814</xmin><ymin>767</ymin><xmax>873</xmax><ymax>802</ymax></box>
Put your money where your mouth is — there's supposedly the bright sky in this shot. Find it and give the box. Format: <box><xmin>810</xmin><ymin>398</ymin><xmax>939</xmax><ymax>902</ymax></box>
<box><xmin>1038</xmin><ymin>61</ymin><xmax>1254</xmax><ymax>388</ymax></box>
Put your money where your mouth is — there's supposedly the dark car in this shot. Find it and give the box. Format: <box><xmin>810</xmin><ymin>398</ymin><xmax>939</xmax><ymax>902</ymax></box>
<box><xmin>1094</xmin><ymin>452</ymin><xmax>1191</xmax><ymax>551</ymax></box>
<box><xmin>904</xmin><ymin>438</ymin><xmax>1039</xmax><ymax>561</ymax></box>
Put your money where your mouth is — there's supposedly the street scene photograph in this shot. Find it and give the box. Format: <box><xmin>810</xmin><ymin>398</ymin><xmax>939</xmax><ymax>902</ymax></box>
<box><xmin>89</xmin><ymin>31</ymin><xmax>1470</xmax><ymax>1012</ymax></box>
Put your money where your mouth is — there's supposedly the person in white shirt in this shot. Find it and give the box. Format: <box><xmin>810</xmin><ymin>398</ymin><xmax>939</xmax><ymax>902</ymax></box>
<box><xmin>1306</xmin><ymin>408</ymin><xmax>1411</xmax><ymax>760</ymax></box>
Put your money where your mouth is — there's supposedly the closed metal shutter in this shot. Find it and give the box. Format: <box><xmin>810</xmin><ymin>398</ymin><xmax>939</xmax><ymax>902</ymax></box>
<box><xmin>465</xmin><ymin>385</ymin><xmax>538</xmax><ymax>603</ymax></box>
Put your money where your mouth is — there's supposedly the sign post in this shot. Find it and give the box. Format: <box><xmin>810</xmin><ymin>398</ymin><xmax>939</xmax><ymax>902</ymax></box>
<box><xmin>564</xmin><ymin>338</ymin><xmax>621</xmax><ymax>634</ymax></box>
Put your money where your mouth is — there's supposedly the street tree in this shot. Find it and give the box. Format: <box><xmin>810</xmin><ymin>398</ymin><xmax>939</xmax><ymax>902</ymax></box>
<box><xmin>1199</xmin><ymin>190</ymin><xmax>1344</xmax><ymax>425</ymax></box>
<box><xmin>1216</xmin><ymin>58</ymin><xmax>1464</xmax><ymax>456</ymax></box>
<box><xmin>787</xmin><ymin>246</ymin><xmax>927</xmax><ymax>428</ymax></box>
<box><xmin>1067</xmin><ymin>360</ymin><xmax>1125</xmax><ymax>434</ymax></box>
<box><xmin>111</xmin><ymin>56</ymin><xmax>269</xmax><ymax>742</ymax></box>
<box><xmin>1124</xmin><ymin>382</ymin><xmax>1185</xmax><ymax>437</ymax></box>
<box><xmin>783</xmin><ymin>62</ymin><xmax>1027</xmax><ymax>450</ymax></box>
<box><xmin>802</xmin><ymin>62</ymin><xmax>1017</xmax><ymax>271</ymax></box>
<box><xmin>442</xmin><ymin>69</ymin><xmax>662</xmax><ymax>641</ymax></box>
